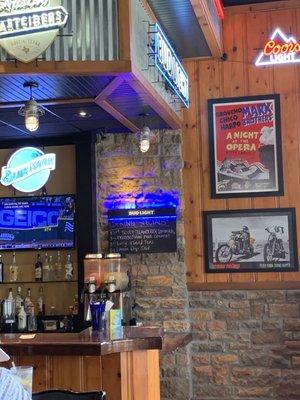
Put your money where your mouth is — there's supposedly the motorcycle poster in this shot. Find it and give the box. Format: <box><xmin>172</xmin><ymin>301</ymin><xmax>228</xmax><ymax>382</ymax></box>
<box><xmin>204</xmin><ymin>208</ymin><xmax>298</xmax><ymax>273</ymax></box>
<box><xmin>208</xmin><ymin>94</ymin><xmax>284</xmax><ymax>198</ymax></box>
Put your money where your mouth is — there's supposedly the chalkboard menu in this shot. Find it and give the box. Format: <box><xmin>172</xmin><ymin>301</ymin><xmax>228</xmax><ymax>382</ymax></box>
<box><xmin>108</xmin><ymin>208</ymin><xmax>177</xmax><ymax>254</ymax></box>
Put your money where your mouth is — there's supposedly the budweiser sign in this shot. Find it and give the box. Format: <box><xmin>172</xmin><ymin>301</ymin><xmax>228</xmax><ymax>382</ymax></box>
<box><xmin>255</xmin><ymin>28</ymin><xmax>300</xmax><ymax>66</ymax></box>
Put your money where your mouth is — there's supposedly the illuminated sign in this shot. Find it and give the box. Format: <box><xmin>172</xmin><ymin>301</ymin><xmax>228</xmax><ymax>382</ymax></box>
<box><xmin>154</xmin><ymin>24</ymin><xmax>189</xmax><ymax>108</ymax></box>
<box><xmin>1</xmin><ymin>147</ymin><xmax>56</xmax><ymax>193</ymax></box>
<box><xmin>256</xmin><ymin>28</ymin><xmax>300</xmax><ymax>66</ymax></box>
<box><xmin>0</xmin><ymin>0</ymin><xmax>68</xmax><ymax>63</ymax></box>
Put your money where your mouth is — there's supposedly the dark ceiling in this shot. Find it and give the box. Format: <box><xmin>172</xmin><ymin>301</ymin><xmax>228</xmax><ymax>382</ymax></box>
<box><xmin>0</xmin><ymin>75</ymin><xmax>170</xmax><ymax>141</ymax></box>
<box><xmin>223</xmin><ymin>0</ymin><xmax>286</xmax><ymax>6</ymax></box>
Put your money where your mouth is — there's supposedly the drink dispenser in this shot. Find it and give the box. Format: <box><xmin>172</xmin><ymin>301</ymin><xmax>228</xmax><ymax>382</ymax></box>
<box><xmin>83</xmin><ymin>253</ymin><xmax>132</xmax><ymax>325</ymax></box>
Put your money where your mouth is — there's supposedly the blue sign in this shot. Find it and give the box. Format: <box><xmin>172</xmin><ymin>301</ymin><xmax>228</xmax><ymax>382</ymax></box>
<box><xmin>1</xmin><ymin>147</ymin><xmax>56</xmax><ymax>193</ymax></box>
<box><xmin>154</xmin><ymin>24</ymin><xmax>189</xmax><ymax>108</ymax></box>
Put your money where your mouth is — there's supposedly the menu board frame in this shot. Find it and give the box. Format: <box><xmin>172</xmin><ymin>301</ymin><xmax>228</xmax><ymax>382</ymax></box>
<box><xmin>208</xmin><ymin>94</ymin><xmax>284</xmax><ymax>198</ymax></box>
<box><xmin>108</xmin><ymin>207</ymin><xmax>177</xmax><ymax>255</ymax></box>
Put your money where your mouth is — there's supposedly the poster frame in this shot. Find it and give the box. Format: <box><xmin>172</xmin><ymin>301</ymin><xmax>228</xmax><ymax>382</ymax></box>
<box><xmin>203</xmin><ymin>208</ymin><xmax>298</xmax><ymax>273</ymax></box>
<box><xmin>208</xmin><ymin>94</ymin><xmax>284</xmax><ymax>198</ymax></box>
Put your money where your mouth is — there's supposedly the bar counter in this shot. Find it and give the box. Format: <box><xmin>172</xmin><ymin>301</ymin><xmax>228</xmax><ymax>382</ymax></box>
<box><xmin>0</xmin><ymin>327</ymin><xmax>163</xmax><ymax>400</ymax></box>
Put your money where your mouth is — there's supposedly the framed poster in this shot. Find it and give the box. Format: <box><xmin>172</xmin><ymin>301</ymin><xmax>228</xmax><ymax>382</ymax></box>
<box><xmin>208</xmin><ymin>94</ymin><xmax>284</xmax><ymax>198</ymax></box>
<box><xmin>204</xmin><ymin>208</ymin><xmax>298</xmax><ymax>273</ymax></box>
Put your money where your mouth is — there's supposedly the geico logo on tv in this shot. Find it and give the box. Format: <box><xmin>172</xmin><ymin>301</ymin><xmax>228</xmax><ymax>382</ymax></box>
<box><xmin>0</xmin><ymin>210</ymin><xmax>59</xmax><ymax>227</ymax></box>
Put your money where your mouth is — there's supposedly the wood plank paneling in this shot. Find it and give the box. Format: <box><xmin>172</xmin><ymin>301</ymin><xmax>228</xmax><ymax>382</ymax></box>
<box><xmin>183</xmin><ymin>2</ymin><xmax>300</xmax><ymax>285</ymax></box>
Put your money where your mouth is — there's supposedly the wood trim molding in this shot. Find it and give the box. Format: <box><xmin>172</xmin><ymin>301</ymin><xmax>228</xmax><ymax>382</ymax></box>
<box><xmin>189</xmin><ymin>0</ymin><xmax>223</xmax><ymax>58</ymax></box>
<box><xmin>188</xmin><ymin>281</ymin><xmax>300</xmax><ymax>291</ymax></box>
<box><xmin>127</xmin><ymin>68</ymin><xmax>183</xmax><ymax>130</ymax></box>
<box><xmin>0</xmin><ymin>98</ymin><xmax>95</xmax><ymax>109</ymax></box>
<box><xmin>98</xmin><ymin>100</ymin><xmax>140</xmax><ymax>133</ymax></box>
<box><xmin>0</xmin><ymin>60</ymin><xmax>132</xmax><ymax>76</ymax></box>
<box><xmin>225</xmin><ymin>0</ymin><xmax>300</xmax><ymax>15</ymax></box>
<box><xmin>95</xmin><ymin>76</ymin><xmax>125</xmax><ymax>103</ymax></box>
<box><xmin>139</xmin><ymin>0</ymin><xmax>158</xmax><ymax>23</ymax></box>
<box><xmin>118</xmin><ymin>0</ymin><xmax>132</xmax><ymax>60</ymax></box>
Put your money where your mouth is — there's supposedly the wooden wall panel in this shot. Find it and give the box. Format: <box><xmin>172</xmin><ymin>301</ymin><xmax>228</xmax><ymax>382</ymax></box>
<box><xmin>183</xmin><ymin>3</ymin><xmax>300</xmax><ymax>286</ymax></box>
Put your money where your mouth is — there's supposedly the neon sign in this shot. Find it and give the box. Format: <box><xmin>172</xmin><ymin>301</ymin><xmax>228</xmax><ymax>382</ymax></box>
<box><xmin>255</xmin><ymin>28</ymin><xmax>300</xmax><ymax>66</ymax></box>
<box><xmin>0</xmin><ymin>0</ymin><xmax>68</xmax><ymax>63</ymax></box>
<box><xmin>1</xmin><ymin>147</ymin><xmax>56</xmax><ymax>193</ymax></box>
<box><xmin>153</xmin><ymin>24</ymin><xmax>189</xmax><ymax>108</ymax></box>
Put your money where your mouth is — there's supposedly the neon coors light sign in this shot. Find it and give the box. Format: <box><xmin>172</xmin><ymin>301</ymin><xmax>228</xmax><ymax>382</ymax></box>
<box><xmin>255</xmin><ymin>28</ymin><xmax>300</xmax><ymax>66</ymax></box>
<box><xmin>0</xmin><ymin>0</ymin><xmax>68</xmax><ymax>63</ymax></box>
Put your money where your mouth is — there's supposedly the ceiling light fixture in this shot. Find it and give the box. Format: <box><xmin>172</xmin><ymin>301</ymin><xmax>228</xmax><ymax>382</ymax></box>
<box><xmin>140</xmin><ymin>125</ymin><xmax>151</xmax><ymax>153</ymax></box>
<box><xmin>77</xmin><ymin>110</ymin><xmax>91</xmax><ymax>118</ymax></box>
<box><xmin>18</xmin><ymin>81</ymin><xmax>45</xmax><ymax>133</ymax></box>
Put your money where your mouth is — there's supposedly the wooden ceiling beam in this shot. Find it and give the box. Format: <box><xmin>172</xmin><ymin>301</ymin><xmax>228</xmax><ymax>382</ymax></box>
<box><xmin>127</xmin><ymin>68</ymin><xmax>182</xmax><ymax>130</ymax></box>
<box><xmin>189</xmin><ymin>0</ymin><xmax>223</xmax><ymax>58</ymax></box>
<box><xmin>97</xmin><ymin>100</ymin><xmax>140</xmax><ymax>133</ymax></box>
<box><xmin>94</xmin><ymin>75</ymin><xmax>139</xmax><ymax>133</ymax></box>
<box><xmin>0</xmin><ymin>98</ymin><xmax>95</xmax><ymax>109</ymax></box>
<box><xmin>0</xmin><ymin>60</ymin><xmax>131</xmax><ymax>76</ymax></box>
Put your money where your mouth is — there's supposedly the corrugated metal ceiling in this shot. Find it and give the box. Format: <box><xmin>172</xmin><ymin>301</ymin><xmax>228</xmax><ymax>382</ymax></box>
<box><xmin>147</xmin><ymin>0</ymin><xmax>212</xmax><ymax>58</ymax></box>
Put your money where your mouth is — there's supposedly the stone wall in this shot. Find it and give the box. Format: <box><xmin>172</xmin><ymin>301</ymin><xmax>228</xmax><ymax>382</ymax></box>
<box><xmin>189</xmin><ymin>289</ymin><xmax>300</xmax><ymax>400</ymax></box>
<box><xmin>96</xmin><ymin>131</ymin><xmax>300</xmax><ymax>400</ymax></box>
<box><xmin>96</xmin><ymin>130</ymin><xmax>191</xmax><ymax>400</ymax></box>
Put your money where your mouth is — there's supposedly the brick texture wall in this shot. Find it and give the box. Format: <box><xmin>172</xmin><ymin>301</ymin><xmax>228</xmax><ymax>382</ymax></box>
<box><xmin>189</xmin><ymin>290</ymin><xmax>300</xmax><ymax>400</ymax></box>
<box><xmin>97</xmin><ymin>131</ymin><xmax>300</xmax><ymax>400</ymax></box>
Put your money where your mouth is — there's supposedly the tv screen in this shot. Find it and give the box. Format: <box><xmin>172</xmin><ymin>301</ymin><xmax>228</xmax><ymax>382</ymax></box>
<box><xmin>0</xmin><ymin>195</ymin><xmax>75</xmax><ymax>250</ymax></box>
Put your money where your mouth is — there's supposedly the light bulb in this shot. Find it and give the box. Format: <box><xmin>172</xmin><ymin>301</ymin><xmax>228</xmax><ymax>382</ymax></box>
<box><xmin>25</xmin><ymin>115</ymin><xmax>39</xmax><ymax>132</ymax></box>
<box><xmin>140</xmin><ymin>125</ymin><xmax>151</xmax><ymax>153</ymax></box>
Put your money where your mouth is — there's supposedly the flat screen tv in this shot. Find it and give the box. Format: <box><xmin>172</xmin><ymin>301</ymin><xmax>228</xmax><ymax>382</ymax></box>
<box><xmin>0</xmin><ymin>195</ymin><xmax>75</xmax><ymax>250</ymax></box>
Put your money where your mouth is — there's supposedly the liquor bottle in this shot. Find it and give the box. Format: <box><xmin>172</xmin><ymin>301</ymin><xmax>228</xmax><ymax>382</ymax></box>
<box><xmin>73</xmin><ymin>295</ymin><xmax>79</xmax><ymax>315</ymax></box>
<box><xmin>65</xmin><ymin>254</ymin><xmax>73</xmax><ymax>281</ymax></box>
<box><xmin>43</xmin><ymin>253</ymin><xmax>50</xmax><ymax>282</ymax></box>
<box><xmin>35</xmin><ymin>254</ymin><xmax>43</xmax><ymax>282</ymax></box>
<box><xmin>9</xmin><ymin>252</ymin><xmax>18</xmax><ymax>282</ymax></box>
<box><xmin>24</xmin><ymin>288</ymin><xmax>33</xmax><ymax>315</ymax></box>
<box><xmin>3</xmin><ymin>288</ymin><xmax>15</xmax><ymax>323</ymax></box>
<box><xmin>55</xmin><ymin>251</ymin><xmax>62</xmax><ymax>281</ymax></box>
<box><xmin>37</xmin><ymin>286</ymin><xmax>45</xmax><ymax>316</ymax></box>
<box><xmin>15</xmin><ymin>286</ymin><xmax>24</xmax><ymax>315</ymax></box>
<box><xmin>49</xmin><ymin>255</ymin><xmax>54</xmax><ymax>281</ymax></box>
<box><xmin>0</xmin><ymin>255</ymin><xmax>4</xmax><ymax>283</ymax></box>
<box><xmin>18</xmin><ymin>303</ymin><xmax>27</xmax><ymax>331</ymax></box>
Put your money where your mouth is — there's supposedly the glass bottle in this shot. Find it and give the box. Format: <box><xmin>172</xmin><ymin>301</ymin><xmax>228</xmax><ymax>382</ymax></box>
<box><xmin>43</xmin><ymin>253</ymin><xmax>50</xmax><ymax>282</ymax></box>
<box><xmin>27</xmin><ymin>304</ymin><xmax>37</xmax><ymax>332</ymax></box>
<box><xmin>9</xmin><ymin>252</ymin><xmax>18</xmax><ymax>282</ymax></box>
<box><xmin>55</xmin><ymin>251</ymin><xmax>62</xmax><ymax>281</ymax></box>
<box><xmin>49</xmin><ymin>255</ymin><xmax>54</xmax><ymax>281</ymax></box>
<box><xmin>50</xmin><ymin>306</ymin><xmax>56</xmax><ymax>316</ymax></box>
<box><xmin>0</xmin><ymin>255</ymin><xmax>4</xmax><ymax>283</ymax></box>
<box><xmin>35</xmin><ymin>254</ymin><xmax>43</xmax><ymax>282</ymax></box>
<box><xmin>24</xmin><ymin>288</ymin><xmax>33</xmax><ymax>315</ymax></box>
<box><xmin>15</xmin><ymin>286</ymin><xmax>24</xmax><ymax>315</ymax></box>
<box><xmin>37</xmin><ymin>286</ymin><xmax>45</xmax><ymax>316</ymax></box>
<box><xmin>18</xmin><ymin>302</ymin><xmax>27</xmax><ymax>331</ymax></box>
<box><xmin>3</xmin><ymin>288</ymin><xmax>15</xmax><ymax>323</ymax></box>
<box><xmin>65</xmin><ymin>254</ymin><xmax>73</xmax><ymax>281</ymax></box>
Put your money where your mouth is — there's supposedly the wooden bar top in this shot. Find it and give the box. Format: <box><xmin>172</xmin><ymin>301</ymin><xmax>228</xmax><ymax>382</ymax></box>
<box><xmin>0</xmin><ymin>326</ymin><xmax>163</xmax><ymax>356</ymax></box>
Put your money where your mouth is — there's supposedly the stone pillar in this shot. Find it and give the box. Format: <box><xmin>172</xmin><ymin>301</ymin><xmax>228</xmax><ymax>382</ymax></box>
<box><xmin>96</xmin><ymin>130</ymin><xmax>191</xmax><ymax>400</ymax></box>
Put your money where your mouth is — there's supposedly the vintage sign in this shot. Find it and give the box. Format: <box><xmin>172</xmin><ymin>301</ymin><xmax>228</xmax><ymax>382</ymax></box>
<box><xmin>153</xmin><ymin>24</ymin><xmax>189</xmax><ymax>108</ymax></box>
<box><xmin>255</xmin><ymin>28</ymin><xmax>300</xmax><ymax>66</ymax></box>
<box><xmin>1</xmin><ymin>147</ymin><xmax>56</xmax><ymax>193</ymax></box>
<box><xmin>208</xmin><ymin>95</ymin><xmax>284</xmax><ymax>198</ymax></box>
<box><xmin>0</xmin><ymin>0</ymin><xmax>68</xmax><ymax>63</ymax></box>
<box><xmin>108</xmin><ymin>207</ymin><xmax>177</xmax><ymax>254</ymax></box>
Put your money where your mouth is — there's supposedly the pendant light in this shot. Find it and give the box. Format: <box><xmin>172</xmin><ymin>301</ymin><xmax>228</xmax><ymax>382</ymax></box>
<box><xmin>18</xmin><ymin>81</ymin><xmax>45</xmax><ymax>133</ymax></box>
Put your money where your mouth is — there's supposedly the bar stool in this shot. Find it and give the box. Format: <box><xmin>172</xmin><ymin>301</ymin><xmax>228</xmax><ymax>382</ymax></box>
<box><xmin>32</xmin><ymin>390</ymin><xmax>106</xmax><ymax>399</ymax></box>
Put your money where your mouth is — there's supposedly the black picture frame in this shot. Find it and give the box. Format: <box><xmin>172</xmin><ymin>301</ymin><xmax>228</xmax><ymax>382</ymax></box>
<box><xmin>208</xmin><ymin>94</ymin><xmax>284</xmax><ymax>198</ymax></box>
<box><xmin>204</xmin><ymin>208</ymin><xmax>298</xmax><ymax>273</ymax></box>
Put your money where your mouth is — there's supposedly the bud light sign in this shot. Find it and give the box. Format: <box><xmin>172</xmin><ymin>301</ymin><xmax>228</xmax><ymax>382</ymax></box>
<box><xmin>1</xmin><ymin>147</ymin><xmax>56</xmax><ymax>193</ymax></box>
